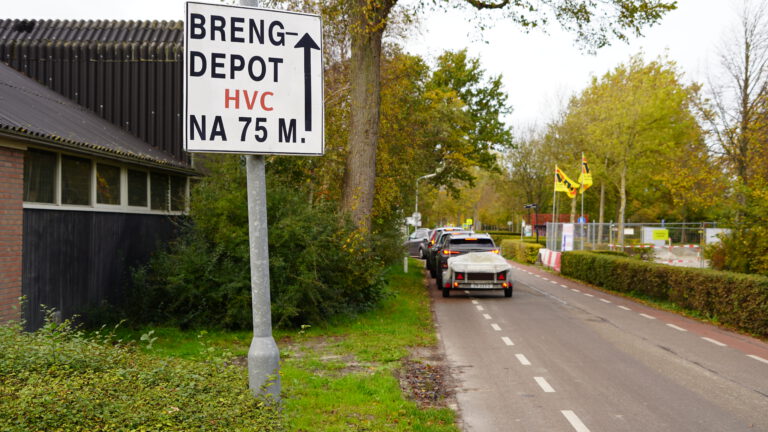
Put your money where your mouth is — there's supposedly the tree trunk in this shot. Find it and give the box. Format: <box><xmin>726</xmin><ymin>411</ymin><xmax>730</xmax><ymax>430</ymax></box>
<box><xmin>341</xmin><ymin>0</ymin><xmax>390</xmax><ymax>231</ymax></box>
<box><xmin>570</xmin><ymin>195</ymin><xmax>577</xmax><ymax>222</ymax></box>
<box><xmin>597</xmin><ymin>181</ymin><xmax>605</xmax><ymax>244</ymax></box>
<box><xmin>617</xmin><ymin>162</ymin><xmax>627</xmax><ymax>246</ymax></box>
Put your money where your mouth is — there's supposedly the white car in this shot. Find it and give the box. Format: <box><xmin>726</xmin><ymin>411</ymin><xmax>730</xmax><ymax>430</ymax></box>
<box><xmin>441</xmin><ymin>251</ymin><xmax>513</xmax><ymax>298</ymax></box>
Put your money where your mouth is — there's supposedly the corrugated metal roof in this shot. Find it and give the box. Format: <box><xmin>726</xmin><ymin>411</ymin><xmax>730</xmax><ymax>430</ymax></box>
<box><xmin>0</xmin><ymin>19</ymin><xmax>183</xmax><ymax>43</ymax></box>
<box><xmin>0</xmin><ymin>19</ymin><xmax>187</xmax><ymax>165</ymax></box>
<box><xmin>0</xmin><ymin>62</ymin><xmax>191</xmax><ymax>172</ymax></box>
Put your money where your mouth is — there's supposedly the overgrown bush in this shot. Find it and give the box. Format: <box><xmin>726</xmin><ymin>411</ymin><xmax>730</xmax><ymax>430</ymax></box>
<box><xmin>0</xmin><ymin>315</ymin><xmax>282</xmax><ymax>431</ymax></box>
<box><xmin>127</xmin><ymin>156</ymin><xmax>388</xmax><ymax>329</ymax></box>
<box><xmin>561</xmin><ymin>251</ymin><xmax>768</xmax><ymax>337</ymax></box>
<box><xmin>500</xmin><ymin>239</ymin><xmax>544</xmax><ymax>264</ymax></box>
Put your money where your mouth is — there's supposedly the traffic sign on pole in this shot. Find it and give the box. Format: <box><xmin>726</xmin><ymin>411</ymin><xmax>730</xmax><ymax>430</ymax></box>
<box><xmin>184</xmin><ymin>2</ymin><xmax>324</xmax><ymax>155</ymax></box>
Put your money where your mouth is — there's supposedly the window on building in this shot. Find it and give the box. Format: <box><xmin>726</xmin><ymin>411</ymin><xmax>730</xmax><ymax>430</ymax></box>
<box><xmin>127</xmin><ymin>169</ymin><xmax>147</xmax><ymax>207</ymax></box>
<box><xmin>96</xmin><ymin>163</ymin><xmax>121</xmax><ymax>205</ymax></box>
<box><xmin>61</xmin><ymin>155</ymin><xmax>91</xmax><ymax>205</ymax></box>
<box><xmin>23</xmin><ymin>149</ymin><xmax>56</xmax><ymax>203</ymax></box>
<box><xmin>170</xmin><ymin>175</ymin><xmax>186</xmax><ymax>212</ymax></box>
<box><xmin>150</xmin><ymin>172</ymin><xmax>169</xmax><ymax>211</ymax></box>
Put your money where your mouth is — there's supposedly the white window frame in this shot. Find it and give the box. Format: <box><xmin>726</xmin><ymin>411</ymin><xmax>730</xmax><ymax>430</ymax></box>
<box><xmin>22</xmin><ymin>147</ymin><xmax>189</xmax><ymax>216</ymax></box>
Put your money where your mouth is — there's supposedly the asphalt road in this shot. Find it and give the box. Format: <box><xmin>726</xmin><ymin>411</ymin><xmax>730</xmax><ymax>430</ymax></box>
<box><xmin>429</xmin><ymin>261</ymin><xmax>768</xmax><ymax>432</ymax></box>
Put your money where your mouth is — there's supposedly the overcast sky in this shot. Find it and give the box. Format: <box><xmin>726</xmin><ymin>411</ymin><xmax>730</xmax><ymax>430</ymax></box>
<box><xmin>3</xmin><ymin>0</ymin><xmax>741</xmax><ymax>128</ymax></box>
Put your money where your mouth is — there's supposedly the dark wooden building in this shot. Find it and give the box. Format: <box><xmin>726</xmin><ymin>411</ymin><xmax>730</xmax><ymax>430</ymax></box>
<box><xmin>0</xmin><ymin>19</ymin><xmax>193</xmax><ymax>329</ymax></box>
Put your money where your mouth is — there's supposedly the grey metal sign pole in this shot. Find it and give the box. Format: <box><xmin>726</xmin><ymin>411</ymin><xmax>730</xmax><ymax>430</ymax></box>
<box><xmin>237</xmin><ymin>0</ymin><xmax>280</xmax><ymax>400</ymax></box>
<box><xmin>245</xmin><ymin>154</ymin><xmax>280</xmax><ymax>399</ymax></box>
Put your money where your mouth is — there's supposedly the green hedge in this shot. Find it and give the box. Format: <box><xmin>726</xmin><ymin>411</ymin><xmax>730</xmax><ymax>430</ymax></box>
<box><xmin>561</xmin><ymin>251</ymin><xmax>768</xmax><ymax>337</ymax></box>
<box><xmin>500</xmin><ymin>239</ymin><xmax>544</xmax><ymax>264</ymax></box>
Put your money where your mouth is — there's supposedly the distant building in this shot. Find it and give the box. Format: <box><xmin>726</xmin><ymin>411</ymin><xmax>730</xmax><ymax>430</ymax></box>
<box><xmin>0</xmin><ymin>19</ymin><xmax>194</xmax><ymax>329</ymax></box>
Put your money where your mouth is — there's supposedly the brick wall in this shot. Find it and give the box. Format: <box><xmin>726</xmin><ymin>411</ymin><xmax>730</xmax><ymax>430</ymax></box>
<box><xmin>0</xmin><ymin>145</ymin><xmax>23</xmax><ymax>323</ymax></box>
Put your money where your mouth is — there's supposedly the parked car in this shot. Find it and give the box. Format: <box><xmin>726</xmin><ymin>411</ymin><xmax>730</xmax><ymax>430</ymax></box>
<box><xmin>405</xmin><ymin>228</ymin><xmax>431</xmax><ymax>257</ymax></box>
<box><xmin>427</xmin><ymin>228</ymin><xmax>472</xmax><ymax>277</ymax></box>
<box><xmin>440</xmin><ymin>251</ymin><xmax>513</xmax><ymax>298</ymax></box>
<box><xmin>433</xmin><ymin>233</ymin><xmax>498</xmax><ymax>288</ymax></box>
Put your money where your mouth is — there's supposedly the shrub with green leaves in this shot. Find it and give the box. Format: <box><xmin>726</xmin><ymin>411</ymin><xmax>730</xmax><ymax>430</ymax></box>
<box><xmin>127</xmin><ymin>155</ymin><xmax>387</xmax><ymax>329</ymax></box>
<box><xmin>0</xmin><ymin>316</ymin><xmax>282</xmax><ymax>431</ymax></box>
<box><xmin>561</xmin><ymin>251</ymin><xmax>768</xmax><ymax>336</ymax></box>
<box><xmin>500</xmin><ymin>239</ymin><xmax>544</xmax><ymax>264</ymax></box>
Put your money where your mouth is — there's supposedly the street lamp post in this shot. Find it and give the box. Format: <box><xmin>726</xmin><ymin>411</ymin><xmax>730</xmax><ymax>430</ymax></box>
<box><xmin>414</xmin><ymin>173</ymin><xmax>437</xmax><ymax>227</ymax></box>
<box><xmin>524</xmin><ymin>203</ymin><xmax>538</xmax><ymax>243</ymax></box>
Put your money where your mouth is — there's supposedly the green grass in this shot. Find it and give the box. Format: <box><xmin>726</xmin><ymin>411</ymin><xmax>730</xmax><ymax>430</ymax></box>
<box><xmin>111</xmin><ymin>258</ymin><xmax>458</xmax><ymax>431</ymax></box>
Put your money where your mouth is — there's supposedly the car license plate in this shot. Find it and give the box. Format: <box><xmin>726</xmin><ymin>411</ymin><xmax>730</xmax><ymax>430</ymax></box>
<box><xmin>468</xmin><ymin>283</ymin><xmax>496</xmax><ymax>289</ymax></box>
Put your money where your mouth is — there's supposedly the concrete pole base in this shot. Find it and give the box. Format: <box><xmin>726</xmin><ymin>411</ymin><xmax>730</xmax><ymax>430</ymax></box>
<box><xmin>248</xmin><ymin>336</ymin><xmax>281</xmax><ymax>399</ymax></box>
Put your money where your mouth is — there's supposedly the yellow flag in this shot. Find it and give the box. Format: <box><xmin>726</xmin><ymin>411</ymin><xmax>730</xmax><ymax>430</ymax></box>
<box><xmin>578</xmin><ymin>153</ymin><xmax>593</xmax><ymax>193</ymax></box>
<box><xmin>555</xmin><ymin>166</ymin><xmax>580</xmax><ymax>198</ymax></box>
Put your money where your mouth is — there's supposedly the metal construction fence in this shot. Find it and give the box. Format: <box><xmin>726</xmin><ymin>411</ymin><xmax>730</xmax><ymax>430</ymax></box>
<box><xmin>545</xmin><ymin>222</ymin><xmax>725</xmax><ymax>268</ymax></box>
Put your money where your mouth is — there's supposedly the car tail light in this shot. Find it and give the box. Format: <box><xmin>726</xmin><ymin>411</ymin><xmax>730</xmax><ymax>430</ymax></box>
<box><xmin>490</xmin><ymin>249</ymin><xmax>500</xmax><ymax>254</ymax></box>
<box><xmin>502</xmin><ymin>282</ymin><xmax>508</xmax><ymax>288</ymax></box>
<box><xmin>456</xmin><ymin>272</ymin><xmax>465</xmax><ymax>280</ymax></box>
<box><xmin>442</xmin><ymin>249</ymin><xmax>460</xmax><ymax>255</ymax></box>
<box><xmin>444</xmin><ymin>282</ymin><xmax>451</xmax><ymax>288</ymax></box>
<box><xmin>453</xmin><ymin>282</ymin><xmax>459</xmax><ymax>288</ymax></box>
<box><xmin>497</xmin><ymin>272</ymin><xmax>506</xmax><ymax>281</ymax></box>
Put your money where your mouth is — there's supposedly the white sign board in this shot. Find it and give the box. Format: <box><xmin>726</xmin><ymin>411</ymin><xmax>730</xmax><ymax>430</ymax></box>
<box><xmin>561</xmin><ymin>223</ymin><xmax>574</xmax><ymax>251</ymax></box>
<box><xmin>184</xmin><ymin>2</ymin><xmax>323</xmax><ymax>155</ymax></box>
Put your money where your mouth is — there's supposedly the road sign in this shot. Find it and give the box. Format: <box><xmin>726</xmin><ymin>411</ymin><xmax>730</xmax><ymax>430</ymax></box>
<box><xmin>184</xmin><ymin>2</ymin><xmax>323</xmax><ymax>155</ymax></box>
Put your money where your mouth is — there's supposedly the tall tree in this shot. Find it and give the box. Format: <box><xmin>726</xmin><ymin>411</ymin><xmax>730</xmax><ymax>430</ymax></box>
<box><xmin>559</xmin><ymin>55</ymin><xmax>702</xmax><ymax>243</ymax></box>
<box><xmin>341</xmin><ymin>0</ymin><xmax>677</xmax><ymax>231</ymax></box>
<box><xmin>700</xmin><ymin>0</ymin><xmax>768</xmax><ymax>210</ymax></box>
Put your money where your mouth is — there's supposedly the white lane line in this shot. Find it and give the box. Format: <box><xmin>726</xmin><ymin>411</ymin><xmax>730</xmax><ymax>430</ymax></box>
<box><xmin>639</xmin><ymin>313</ymin><xmax>656</xmax><ymax>320</ymax></box>
<box><xmin>534</xmin><ymin>377</ymin><xmax>556</xmax><ymax>393</ymax></box>
<box><xmin>542</xmin><ymin>277</ymin><xmax>549</xmax><ymax>281</ymax></box>
<box><xmin>702</xmin><ymin>337</ymin><xmax>727</xmax><ymax>347</ymax></box>
<box><xmin>483</xmin><ymin>313</ymin><xmax>492</xmax><ymax>320</ymax></box>
<box><xmin>599</xmin><ymin>298</ymin><xmax>611</xmax><ymax>303</ymax></box>
<box><xmin>560</xmin><ymin>284</ymin><xmax>568</xmax><ymax>288</ymax></box>
<box><xmin>515</xmin><ymin>354</ymin><xmax>531</xmax><ymax>366</ymax></box>
<box><xmin>618</xmin><ymin>306</ymin><xmax>631</xmax><ymax>311</ymax></box>
<box><xmin>535</xmin><ymin>275</ymin><xmax>541</xmax><ymax>278</ymax></box>
<box><xmin>491</xmin><ymin>323</ymin><xmax>502</xmax><ymax>331</ymax></box>
<box><xmin>666</xmin><ymin>323</ymin><xmax>687</xmax><ymax>332</ymax></box>
<box><xmin>561</xmin><ymin>410</ymin><xmax>591</xmax><ymax>432</ymax></box>
<box><xmin>571</xmin><ymin>289</ymin><xmax>581</xmax><ymax>293</ymax></box>
<box><xmin>747</xmin><ymin>354</ymin><xmax>768</xmax><ymax>365</ymax></box>
<box><xmin>471</xmin><ymin>300</ymin><xmax>479</xmax><ymax>305</ymax></box>
<box><xmin>476</xmin><ymin>305</ymin><xmax>485</xmax><ymax>311</ymax></box>
<box><xmin>584</xmin><ymin>293</ymin><xmax>594</xmax><ymax>298</ymax></box>
<box><xmin>550</xmin><ymin>281</ymin><xmax>559</xmax><ymax>285</ymax></box>
<box><xmin>502</xmin><ymin>336</ymin><xmax>514</xmax><ymax>346</ymax></box>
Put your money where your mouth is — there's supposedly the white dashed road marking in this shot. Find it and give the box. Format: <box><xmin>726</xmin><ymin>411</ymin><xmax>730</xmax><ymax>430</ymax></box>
<box><xmin>640</xmin><ymin>313</ymin><xmax>656</xmax><ymax>320</ymax></box>
<box><xmin>483</xmin><ymin>313</ymin><xmax>492</xmax><ymax>320</ymax></box>
<box><xmin>534</xmin><ymin>377</ymin><xmax>556</xmax><ymax>393</ymax></box>
<box><xmin>560</xmin><ymin>284</ymin><xmax>568</xmax><ymax>288</ymax></box>
<box><xmin>666</xmin><ymin>323</ymin><xmax>687</xmax><ymax>332</ymax></box>
<box><xmin>502</xmin><ymin>337</ymin><xmax>514</xmax><ymax>346</ymax></box>
<box><xmin>747</xmin><ymin>354</ymin><xmax>768</xmax><ymax>365</ymax></box>
<box><xmin>471</xmin><ymin>300</ymin><xmax>479</xmax><ymax>305</ymax></box>
<box><xmin>551</xmin><ymin>281</ymin><xmax>559</xmax><ymax>285</ymax></box>
<box><xmin>571</xmin><ymin>289</ymin><xmax>581</xmax><ymax>293</ymax></box>
<box><xmin>618</xmin><ymin>306</ymin><xmax>631</xmax><ymax>311</ymax></box>
<box><xmin>476</xmin><ymin>305</ymin><xmax>484</xmax><ymax>311</ymax></box>
<box><xmin>561</xmin><ymin>410</ymin><xmax>591</xmax><ymax>432</ymax></box>
<box><xmin>542</xmin><ymin>277</ymin><xmax>549</xmax><ymax>281</ymax></box>
<box><xmin>584</xmin><ymin>293</ymin><xmax>594</xmax><ymax>297</ymax></box>
<box><xmin>515</xmin><ymin>354</ymin><xmax>531</xmax><ymax>365</ymax></box>
<box><xmin>491</xmin><ymin>323</ymin><xmax>502</xmax><ymax>331</ymax></box>
<box><xmin>599</xmin><ymin>298</ymin><xmax>611</xmax><ymax>303</ymax></box>
<box><xmin>702</xmin><ymin>337</ymin><xmax>727</xmax><ymax>347</ymax></box>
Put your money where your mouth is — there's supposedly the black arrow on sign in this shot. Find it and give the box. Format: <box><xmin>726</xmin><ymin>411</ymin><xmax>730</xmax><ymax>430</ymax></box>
<box><xmin>294</xmin><ymin>33</ymin><xmax>320</xmax><ymax>132</ymax></box>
